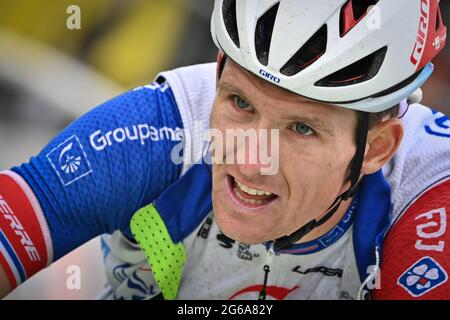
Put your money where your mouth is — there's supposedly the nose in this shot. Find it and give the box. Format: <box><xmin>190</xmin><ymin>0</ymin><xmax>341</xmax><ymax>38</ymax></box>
<box><xmin>233</xmin><ymin>128</ymin><xmax>276</xmax><ymax>176</ymax></box>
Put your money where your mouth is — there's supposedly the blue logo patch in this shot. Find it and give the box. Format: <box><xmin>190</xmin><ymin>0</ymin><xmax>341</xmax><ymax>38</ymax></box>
<box><xmin>397</xmin><ymin>256</ymin><xmax>448</xmax><ymax>297</ymax></box>
<box><xmin>425</xmin><ymin>110</ymin><xmax>450</xmax><ymax>138</ymax></box>
<box><xmin>46</xmin><ymin>135</ymin><xmax>93</xmax><ymax>186</ymax></box>
<box><xmin>259</xmin><ymin>69</ymin><xmax>281</xmax><ymax>84</ymax></box>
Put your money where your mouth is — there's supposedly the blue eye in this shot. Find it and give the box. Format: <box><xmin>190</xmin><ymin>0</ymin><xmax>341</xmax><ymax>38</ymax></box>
<box><xmin>293</xmin><ymin>123</ymin><xmax>315</xmax><ymax>136</ymax></box>
<box><xmin>234</xmin><ymin>96</ymin><xmax>251</xmax><ymax>110</ymax></box>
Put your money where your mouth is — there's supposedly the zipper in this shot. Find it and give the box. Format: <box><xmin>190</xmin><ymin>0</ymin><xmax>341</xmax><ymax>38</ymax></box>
<box><xmin>258</xmin><ymin>244</ymin><xmax>275</xmax><ymax>300</ymax></box>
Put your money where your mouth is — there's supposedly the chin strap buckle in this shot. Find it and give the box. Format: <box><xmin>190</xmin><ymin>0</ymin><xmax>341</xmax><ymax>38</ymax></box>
<box><xmin>273</xmin><ymin>220</ymin><xmax>317</xmax><ymax>251</ymax></box>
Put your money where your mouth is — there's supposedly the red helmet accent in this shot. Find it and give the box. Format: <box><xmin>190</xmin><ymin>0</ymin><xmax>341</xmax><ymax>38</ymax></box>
<box><xmin>411</xmin><ymin>0</ymin><xmax>447</xmax><ymax>71</ymax></box>
<box><xmin>340</xmin><ymin>0</ymin><xmax>379</xmax><ymax>37</ymax></box>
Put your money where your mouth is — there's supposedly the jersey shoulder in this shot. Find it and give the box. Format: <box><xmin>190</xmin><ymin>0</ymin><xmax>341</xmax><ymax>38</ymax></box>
<box><xmin>383</xmin><ymin>105</ymin><xmax>450</xmax><ymax>220</ymax></box>
<box><xmin>156</xmin><ymin>63</ymin><xmax>217</xmax><ymax>174</ymax></box>
<box><xmin>374</xmin><ymin>178</ymin><xmax>450</xmax><ymax>299</ymax></box>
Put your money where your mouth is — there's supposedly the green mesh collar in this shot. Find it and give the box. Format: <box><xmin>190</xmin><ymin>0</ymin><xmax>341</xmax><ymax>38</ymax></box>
<box><xmin>131</xmin><ymin>204</ymin><xmax>186</xmax><ymax>300</ymax></box>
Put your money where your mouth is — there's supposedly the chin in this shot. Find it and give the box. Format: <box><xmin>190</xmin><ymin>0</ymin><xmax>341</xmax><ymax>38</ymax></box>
<box><xmin>214</xmin><ymin>207</ymin><xmax>274</xmax><ymax>245</ymax></box>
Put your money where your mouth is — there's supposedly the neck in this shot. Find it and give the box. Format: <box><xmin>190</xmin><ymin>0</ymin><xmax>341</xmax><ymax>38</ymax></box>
<box><xmin>295</xmin><ymin>195</ymin><xmax>354</xmax><ymax>244</ymax></box>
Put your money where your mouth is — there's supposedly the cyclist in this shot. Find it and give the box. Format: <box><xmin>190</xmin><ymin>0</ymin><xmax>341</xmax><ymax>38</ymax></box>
<box><xmin>1</xmin><ymin>0</ymin><xmax>449</xmax><ymax>299</ymax></box>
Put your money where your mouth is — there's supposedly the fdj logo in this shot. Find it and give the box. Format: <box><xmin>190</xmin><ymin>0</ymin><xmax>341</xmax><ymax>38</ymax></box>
<box><xmin>397</xmin><ymin>256</ymin><xmax>448</xmax><ymax>297</ymax></box>
<box><xmin>46</xmin><ymin>135</ymin><xmax>93</xmax><ymax>186</ymax></box>
<box><xmin>259</xmin><ymin>69</ymin><xmax>281</xmax><ymax>84</ymax></box>
<box><xmin>425</xmin><ymin>110</ymin><xmax>450</xmax><ymax>138</ymax></box>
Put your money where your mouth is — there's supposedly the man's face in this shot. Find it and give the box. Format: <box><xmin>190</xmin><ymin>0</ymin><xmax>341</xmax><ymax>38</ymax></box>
<box><xmin>210</xmin><ymin>60</ymin><xmax>358</xmax><ymax>245</ymax></box>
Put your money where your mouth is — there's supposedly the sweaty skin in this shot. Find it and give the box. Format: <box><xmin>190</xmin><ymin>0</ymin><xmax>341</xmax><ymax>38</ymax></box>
<box><xmin>210</xmin><ymin>59</ymin><xmax>403</xmax><ymax>246</ymax></box>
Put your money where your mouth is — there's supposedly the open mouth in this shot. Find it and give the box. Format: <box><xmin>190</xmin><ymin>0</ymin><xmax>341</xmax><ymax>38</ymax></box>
<box><xmin>227</xmin><ymin>175</ymin><xmax>278</xmax><ymax>209</ymax></box>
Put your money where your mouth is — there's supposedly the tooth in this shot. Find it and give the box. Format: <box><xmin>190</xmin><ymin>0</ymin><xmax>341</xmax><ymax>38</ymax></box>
<box><xmin>234</xmin><ymin>186</ymin><xmax>270</xmax><ymax>206</ymax></box>
<box><xmin>240</xmin><ymin>184</ymin><xmax>249</xmax><ymax>193</ymax></box>
<box><xmin>236</xmin><ymin>188</ymin><xmax>248</xmax><ymax>202</ymax></box>
<box><xmin>235</xmin><ymin>179</ymin><xmax>273</xmax><ymax>197</ymax></box>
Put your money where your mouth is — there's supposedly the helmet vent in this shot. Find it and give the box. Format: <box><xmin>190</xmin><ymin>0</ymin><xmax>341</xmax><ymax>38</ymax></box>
<box><xmin>315</xmin><ymin>46</ymin><xmax>387</xmax><ymax>87</ymax></box>
<box><xmin>222</xmin><ymin>0</ymin><xmax>240</xmax><ymax>48</ymax></box>
<box><xmin>340</xmin><ymin>0</ymin><xmax>379</xmax><ymax>37</ymax></box>
<box><xmin>255</xmin><ymin>2</ymin><xmax>280</xmax><ymax>66</ymax></box>
<box><xmin>280</xmin><ymin>25</ymin><xmax>327</xmax><ymax>76</ymax></box>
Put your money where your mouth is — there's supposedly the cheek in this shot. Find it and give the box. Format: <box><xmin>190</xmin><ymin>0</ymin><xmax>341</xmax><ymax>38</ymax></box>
<box><xmin>312</xmin><ymin>149</ymin><xmax>353</xmax><ymax>187</ymax></box>
<box><xmin>210</xmin><ymin>101</ymin><xmax>221</xmax><ymax>129</ymax></box>
<box><xmin>210</xmin><ymin>101</ymin><xmax>236</xmax><ymax>140</ymax></box>
<box><xmin>210</xmin><ymin>98</ymin><xmax>235</xmax><ymax>128</ymax></box>
<box><xmin>210</xmin><ymin>103</ymin><xmax>233</xmax><ymax>160</ymax></box>
<box><xmin>324</xmin><ymin>138</ymin><xmax>356</xmax><ymax>178</ymax></box>
<box><xmin>280</xmin><ymin>138</ymin><xmax>355</xmax><ymax>200</ymax></box>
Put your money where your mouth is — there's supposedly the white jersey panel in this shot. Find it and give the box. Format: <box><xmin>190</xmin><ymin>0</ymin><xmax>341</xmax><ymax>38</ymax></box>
<box><xmin>156</xmin><ymin>63</ymin><xmax>217</xmax><ymax>175</ymax></box>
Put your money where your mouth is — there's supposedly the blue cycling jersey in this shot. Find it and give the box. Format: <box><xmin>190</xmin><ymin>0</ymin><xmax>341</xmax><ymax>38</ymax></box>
<box><xmin>12</xmin><ymin>83</ymin><xmax>183</xmax><ymax>259</ymax></box>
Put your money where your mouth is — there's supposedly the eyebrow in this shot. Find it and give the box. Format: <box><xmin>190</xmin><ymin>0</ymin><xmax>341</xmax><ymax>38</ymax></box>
<box><xmin>218</xmin><ymin>81</ymin><xmax>252</xmax><ymax>104</ymax></box>
<box><xmin>218</xmin><ymin>80</ymin><xmax>335</xmax><ymax>136</ymax></box>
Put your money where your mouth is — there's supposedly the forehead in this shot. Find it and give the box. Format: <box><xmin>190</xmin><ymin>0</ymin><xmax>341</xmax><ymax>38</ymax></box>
<box><xmin>220</xmin><ymin>59</ymin><xmax>354</xmax><ymax>119</ymax></box>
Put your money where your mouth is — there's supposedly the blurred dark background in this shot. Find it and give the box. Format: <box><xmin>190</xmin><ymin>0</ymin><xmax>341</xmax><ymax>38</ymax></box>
<box><xmin>0</xmin><ymin>0</ymin><xmax>217</xmax><ymax>169</ymax></box>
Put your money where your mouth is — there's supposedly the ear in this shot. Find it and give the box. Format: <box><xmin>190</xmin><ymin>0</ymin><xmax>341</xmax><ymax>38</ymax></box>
<box><xmin>361</xmin><ymin>118</ymin><xmax>404</xmax><ymax>175</ymax></box>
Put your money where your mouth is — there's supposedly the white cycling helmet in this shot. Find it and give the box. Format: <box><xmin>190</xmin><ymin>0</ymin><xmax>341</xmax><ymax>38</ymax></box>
<box><xmin>211</xmin><ymin>0</ymin><xmax>447</xmax><ymax>112</ymax></box>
